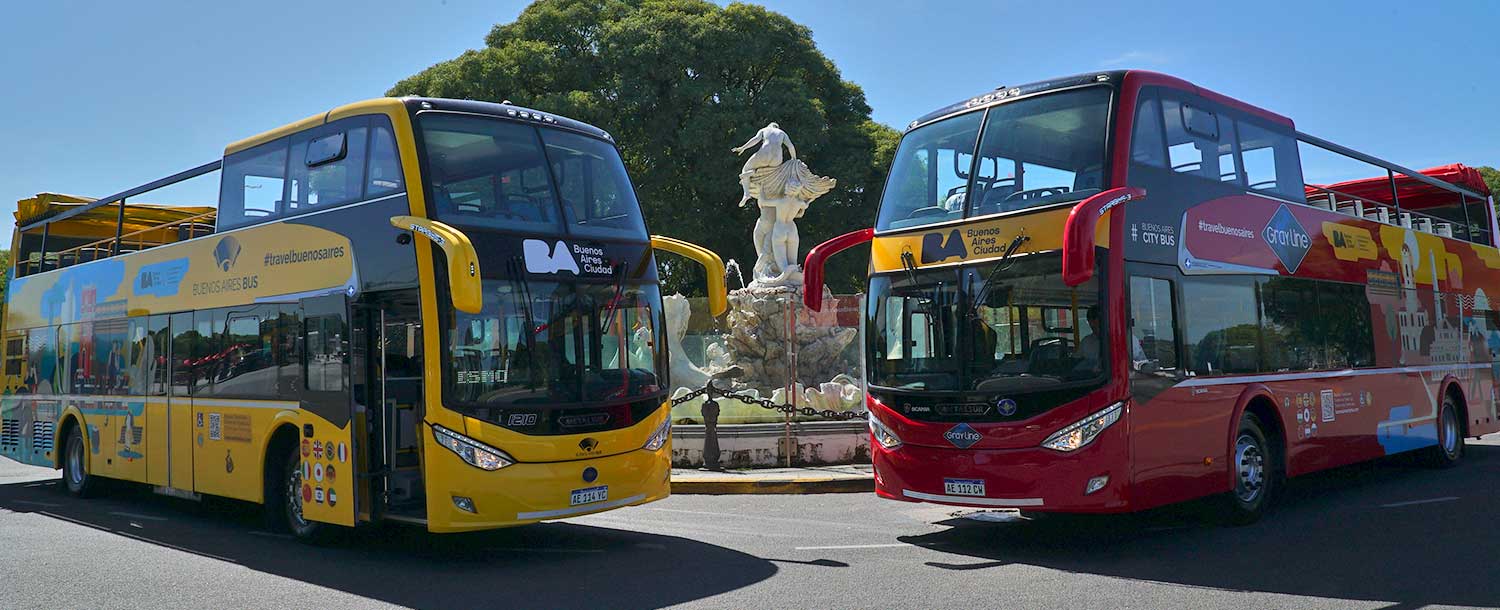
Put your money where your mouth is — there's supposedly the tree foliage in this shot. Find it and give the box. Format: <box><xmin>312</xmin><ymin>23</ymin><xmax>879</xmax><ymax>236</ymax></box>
<box><xmin>390</xmin><ymin>0</ymin><xmax>898</xmax><ymax>293</ymax></box>
<box><xmin>1479</xmin><ymin>166</ymin><xmax>1500</xmax><ymax>203</ymax></box>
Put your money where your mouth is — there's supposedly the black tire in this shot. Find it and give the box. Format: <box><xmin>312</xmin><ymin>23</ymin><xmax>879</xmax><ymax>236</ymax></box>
<box><xmin>265</xmin><ymin>443</ymin><xmax>327</xmax><ymax>543</ymax></box>
<box><xmin>1424</xmin><ymin>393</ymin><xmax>1465</xmax><ymax>468</ymax></box>
<box><xmin>1216</xmin><ymin>413</ymin><xmax>1276</xmax><ymax>526</ymax></box>
<box><xmin>60</xmin><ymin>425</ymin><xmax>99</xmax><ymax>498</ymax></box>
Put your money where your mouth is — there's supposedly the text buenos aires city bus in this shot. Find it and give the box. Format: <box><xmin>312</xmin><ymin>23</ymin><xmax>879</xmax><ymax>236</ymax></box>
<box><xmin>803</xmin><ymin>70</ymin><xmax>1497</xmax><ymax>522</ymax></box>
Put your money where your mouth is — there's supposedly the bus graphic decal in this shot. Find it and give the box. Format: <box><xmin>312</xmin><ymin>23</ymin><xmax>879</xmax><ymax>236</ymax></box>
<box><xmin>213</xmin><ymin>236</ymin><xmax>242</xmax><ymax>271</ymax></box>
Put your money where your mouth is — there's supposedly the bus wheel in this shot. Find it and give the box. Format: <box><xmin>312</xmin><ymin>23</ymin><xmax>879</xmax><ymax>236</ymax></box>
<box><xmin>274</xmin><ymin>443</ymin><xmax>326</xmax><ymax>542</ymax></box>
<box><xmin>61</xmin><ymin>425</ymin><xmax>98</xmax><ymax>497</ymax></box>
<box><xmin>1217</xmin><ymin>413</ymin><xmax>1275</xmax><ymax>525</ymax></box>
<box><xmin>1424</xmin><ymin>394</ymin><xmax>1464</xmax><ymax>468</ymax></box>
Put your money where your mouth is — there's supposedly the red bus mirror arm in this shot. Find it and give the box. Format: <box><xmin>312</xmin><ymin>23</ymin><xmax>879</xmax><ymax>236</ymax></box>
<box><xmin>802</xmin><ymin>227</ymin><xmax>875</xmax><ymax>311</ymax></box>
<box><xmin>1062</xmin><ymin>187</ymin><xmax>1146</xmax><ymax>287</ymax></box>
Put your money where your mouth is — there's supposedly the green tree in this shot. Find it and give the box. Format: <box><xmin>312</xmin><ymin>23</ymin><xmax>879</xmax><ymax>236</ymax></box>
<box><xmin>390</xmin><ymin>0</ymin><xmax>898</xmax><ymax>294</ymax></box>
<box><xmin>1478</xmin><ymin>166</ymin><xmax>1500</xmax><ymax>202</ymax></box>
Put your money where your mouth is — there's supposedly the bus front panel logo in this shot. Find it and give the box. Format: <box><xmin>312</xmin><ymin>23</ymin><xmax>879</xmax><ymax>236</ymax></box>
<box><xmin>1262</xmin><ymin>204</ymin><xmax>1311</xmax><ymax>273</ymax></box>
<box><xmin>920</xmin><ymin>229</ymin><xmax>967</xmax><ymax>264</ymax></box>
<box><xmin>523</xmin><ymin>239</ymin><xmax>580</xmax><ymax>275</ymax></box>
<box><xmin>943</xmin><ymin>423</ymin><xmax>982</xmax><ymax>449</ymax></box>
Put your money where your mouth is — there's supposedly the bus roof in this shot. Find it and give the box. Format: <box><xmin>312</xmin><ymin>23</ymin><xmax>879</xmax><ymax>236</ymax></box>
<box><xmin>15</xmin><ymin>192</ymin><xmax>215</xmax><ymax>234</ymax></box>
<box><xmin>225</xmin><ymin>97</ymin><xmax>615</xmax><ymax>156</ymax></box>
<box><xmin>1312</xmin><ymin>163</ymin><xmax>1492</xmax><ymax>210</ymax></box>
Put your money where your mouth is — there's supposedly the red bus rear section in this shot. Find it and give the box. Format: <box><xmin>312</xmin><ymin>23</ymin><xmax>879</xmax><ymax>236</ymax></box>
<box><xmin>814</xmin><ymin>70</ymin><xmax>1497</xmax><ymax>519</ymax></box>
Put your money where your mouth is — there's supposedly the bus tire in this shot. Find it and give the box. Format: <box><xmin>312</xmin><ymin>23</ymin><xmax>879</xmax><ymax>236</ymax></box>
<box><xmin>268</xmin><ymin>442</ymin><xmax>328</xmax><ymax>543</ymax></box>
<box><xmin>1217</xmin><ymin>412</ymin><xmax>1275</xmax><ymax>526</ymax></box>
<box><xmin>61</xmin><ymin>424</ymin><xmax>99</xmax><ymax>498</ymax></box>
<box><xmin>1423</xmin><ymin>393</ymin><xmax>1464</xmax><ymax>468</ymax></box>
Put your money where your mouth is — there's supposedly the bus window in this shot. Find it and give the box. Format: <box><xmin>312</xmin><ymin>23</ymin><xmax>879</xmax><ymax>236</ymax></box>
<box><xmin>1238</xmin><ymin>120</ymin><xmax>1304</xmax><ymax>202</ymax></box>
<box><xmin>1259</xmin><ymin>277</ymin><xmax>1320</xmax><ymax>371</ymax></box>
<box><xmin>24</xmin><ymin>327</ymin><xmax>55</xmax><ymax>394</ymax></box>
<box><xmin>1129</xmin><ymin>276</ymin><xmax>1177</xmax><ymax>371</ymax></box>
<box><xmin>1131</xmin><ymin>92</ymin><xmax>1166</xmax><ymax>167</ymax></box>
<box><xmin>288</xmin><ymin>121</ymin><xmax>369</xmax><ymax>213</ymax></box>
<box><xmin>1182</xmin><ymin>277</ymin><xmax>1260</xmax><ymax>375</ymax></box>
<box><xmin>1320</xmin><ymin>282</ymin><xmax>1373</xmax><ymax>367</ymax></box>
<box><xmin>542</xmin><ymin>129</ymin><xmax>648</xmax><ymax>239</ymax></box>
<box><xmin>876</xmin><ymin>112</ymin><xmax>983</xmax><ymax>231</ymax></box>
<box><xmin>967</xmin><ymin>87</ymin><xmax>1111</xmax><ymax>216</ymax></box>
<box><xmin>92</xmin><ymin>318</ymin><xmax>131</xmax><ymax>395</ymax></box>
<box><xmin>418</xmin><ymin>113</ymin><xmax>562</xmax><ymax>233</ymax></box>
<box><xmin>219</xmin><ymin>139</ymin><xmax>289</xmax><ymax>231</ymax></box>
<box><xmin>367</xmin><ymin>120</ymin><xmax>404</xmax><ymax>196</ymax></box>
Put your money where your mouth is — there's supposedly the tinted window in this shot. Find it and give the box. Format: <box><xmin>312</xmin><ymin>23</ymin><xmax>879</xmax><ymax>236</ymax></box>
<box><xmin>542</xmin><ymin>129</ymin><xmax>648</xmax><ymax>239</ymax></box>
<box><xmin>367</xmin><ymin>121</ymin><xmax>404</xmax><ymax>196</ymax></box>
<box><xmin>967</xmin><ymin>87</ymin><xmax>1112</xmax><ymax>217</ymax></box>
<box><xmin>306</xmin><ymin>312</ymin><xmax>347</xmax><ymax>393</ymax></box>
<box><xmin>1260</xmin><ymin>277</ymin><xmax>1320</xmax><ymax>371</ymax></box>
<box><xmin>212</xmin><ymin>306</ymin><xmax>279</xmax><ymax>398</ymax></box>
<box><xmin>218</xmin><ymin>139</ymin><xmax>288</xmax><ymax>230</ymax></box>
<box><xmin>1321</xmin><ymin>282</ymin><xmax>1373</xmax><ymax>367</ymax></box>
<box><xmin>92</xmin><ymin>318</ymin><xmax>131</xmax><ymax>395</ymax></box>
<box><xmin>1238</xmin><ymin>120</ymin><xmax>1304</xmax><ymax>202</ymax></box>
<box><xmin>1129</xmin><ymin>276</ymin><xmax>1177</xmax><ymax>370</ymax></box>
<box><xmin>876</xmin><ymin>112</ymin><xmax>983</xmax><ymax>231</ymax></box>
<box><xmin>418</xmin><ymin>113</ymin><xmax>562</xmax><ymax>233</ymax></box>
<box><xmin>24</xmin><ymin>327</ymin><xmax>57</xmax><ymax>394</ymax></box>
<box><xmin>1163</xmin><ymin>95</ymin><xmax>1235</xmax><ymax>183</ymax></box>
<box><xmin>170</xmin><ymin>311</ymin><xmax>201</xmax><ymax>397</ymax></box>
<box><xmin>288</xmin><ymin>119</ymin><xmax>369</xmax><ymax>213</ymax></box>
<box><xmin>1183</xmin><ymin>277</ymin><xmax>1260</xmax><ymax>375</ymax></box>
<box><xmin>1131</xmin><ymin>93</ymin><xmax>1166</xmax><ymax>167</ymax></box>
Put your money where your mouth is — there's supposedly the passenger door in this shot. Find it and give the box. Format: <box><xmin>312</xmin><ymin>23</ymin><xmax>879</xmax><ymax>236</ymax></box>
<box><xmin>297</xmin><ymin>294</ymin><xmax>357</xmax><ymax>526</ymax></box>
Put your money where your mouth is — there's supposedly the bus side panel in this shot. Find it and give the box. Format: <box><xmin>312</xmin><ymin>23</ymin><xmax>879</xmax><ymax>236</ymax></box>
<box><xmin>145</xmin><ymin>398</ymin><xmax>169</xmax><ymax>487</ymax></box>
<box><xmin>1129</xmin><ymin>386</ymin><xmax>1235</xmax><ymax>509</ymax></box>
<box><xmin>298</xmin><ymin>418</ymin><xmax>356</xmax><ymax>527</ymax></box>
<box><xmin>190</xmin><ymin>401</ymin><xmax>291</xmax><ymax>503</ymax></box>
<box><xmin>102</xmin><ymin>396</ymin><xmax>148</xmax><ymax>483</ymax></box>
<box><xmin>168</xmin><ymin>398</ymin><xmax>194</xmax><ymax>491</ymax></box>
<box><xmin>0</xmin><ymin>396</ymin><xmax>59</xmax><ymax>468</ymax></box>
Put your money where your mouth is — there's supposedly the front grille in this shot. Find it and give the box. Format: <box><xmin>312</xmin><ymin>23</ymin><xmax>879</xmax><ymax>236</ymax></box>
<box><xmin>467</xmin><ymin>394</ymin><xmax>665</xmax><ymax>436</ymax></box>
<box><xmin>872</xmin><ymin>386</ymin><xmax>1093</xmax><ymax>423</ymax></box>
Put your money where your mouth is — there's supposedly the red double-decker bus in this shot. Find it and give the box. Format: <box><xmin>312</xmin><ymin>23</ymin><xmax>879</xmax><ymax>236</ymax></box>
<box><xmin>803</xmin><ymin>71</ymin><xmax>1497</xmax><ymax>522</ymax></box>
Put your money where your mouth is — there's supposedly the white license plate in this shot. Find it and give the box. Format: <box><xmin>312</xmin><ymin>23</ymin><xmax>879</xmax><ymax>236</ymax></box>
<box><xmin>570</xmin><ymin>485</ymin><xmax>609</xmax><ymax>506</ymax></box>
<box><xmin>944</xmin><ymin>478</ymin><xmax>986</xmax><ymax>497</ymax></box>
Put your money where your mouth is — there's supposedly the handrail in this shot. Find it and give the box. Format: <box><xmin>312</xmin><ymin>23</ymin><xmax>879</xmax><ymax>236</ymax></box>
<box><xmin>17</xmin><ymin>160</ymin><xmax>221</xmax><ymax>232</ymax></box>
<box><xmin>649</xmin><ymin>235</ymin><xmax>727</xmax><ymax>317</ymax></box>
<box><xmin>801</xmin><ymin>228</ymin><xmax>874</xmax><ymax>311</ymax></box>
<box><xmin>21</xmin><ymin>210</ymin><xmax>218</xmax><ymax>276</ymax></box>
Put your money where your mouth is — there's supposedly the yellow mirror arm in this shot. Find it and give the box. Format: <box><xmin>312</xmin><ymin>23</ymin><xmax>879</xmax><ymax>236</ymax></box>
<box><xmin>650</xmin><ymin>235</ymin><xmax>728</xmax><ymax>317</ymax></box>
<box><xmin>389</xmin><ymin>216</ymin><xmax>484</xmax><ymax>314</ymax></box>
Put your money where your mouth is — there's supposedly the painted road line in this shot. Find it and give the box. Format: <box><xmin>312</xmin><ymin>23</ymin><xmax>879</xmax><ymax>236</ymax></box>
<box><xmin>1380</xmin><ymin>496</ymin><xmax>1460</xmax><ymax>508</ymax></box>
<box><xmin>108</xmin><ymin>511</ymin><xmax>169</xmax><ymax>522</ymax></box>
<box><xmin>13</xmin><ymin>500</ymin><xmax>62</xmax><ymax>508</ymax></box>
<box><xmin>794</xmin><ymin>543</ymin><xmax>910</xmax><ymax>551</ymax></box>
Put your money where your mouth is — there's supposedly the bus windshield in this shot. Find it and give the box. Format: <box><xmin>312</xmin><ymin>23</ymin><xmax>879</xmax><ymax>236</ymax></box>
<box><xmin>876</xmin><ymin>86</ymin><xmax>1113</xmax><ymax>231</ymax></box>
<box><xmin>418</xmin><ymin>113</ymin><xmax>648</xmax><ymax>240</ymax></box>
<box><xmin>444</xmin><ymin>280</ymin><xmax>665</xmax><ymax>410</ymax></box>
<box><xmin>866</xmin><ymin>250</ymin><xmax>1107</xmax><ymax>397</ymax></box>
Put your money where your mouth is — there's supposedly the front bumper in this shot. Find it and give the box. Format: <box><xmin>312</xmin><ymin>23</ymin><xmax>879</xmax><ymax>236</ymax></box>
<box><xmin>872</xmin><ymin>418</ymin><xmax>1130</xmax><ymax>513</ymax></box>
<box><xmin>423</xmin><ymin>440</ymin><xmax>671</xmax><ymax>533</ymax></box>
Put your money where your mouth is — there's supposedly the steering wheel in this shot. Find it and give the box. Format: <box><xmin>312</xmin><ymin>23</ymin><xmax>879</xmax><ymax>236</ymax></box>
<box><xmin>1004</xmin><ymin>187</ymin><xmax>1069</xmax><ymax>202</ymax></box>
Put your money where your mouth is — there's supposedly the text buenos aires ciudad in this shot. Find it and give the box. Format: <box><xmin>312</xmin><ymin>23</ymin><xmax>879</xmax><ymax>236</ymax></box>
<box><xmin>572</xmin><ymin>243</ymin><xmax>615</xmax><ymax>275</ymax></box>
<box><xmin>964</xmin><ymin>226</ymin><xmax>1011</xmax><ymax>256</ymax></box>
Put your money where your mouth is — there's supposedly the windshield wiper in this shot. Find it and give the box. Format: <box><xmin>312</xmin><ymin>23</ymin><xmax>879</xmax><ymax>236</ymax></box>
<box><xmin>598</xmin><ymin>259</ymin><xmax>628</xmax><ymax>334</ymax></box>
<box><xmin>970</xmin><ymin>233</ymin><xmax>1030</xmax><ymax>318</ymax></box>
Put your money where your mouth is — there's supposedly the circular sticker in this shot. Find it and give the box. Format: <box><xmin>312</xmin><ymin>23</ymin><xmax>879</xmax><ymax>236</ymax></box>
<box><xmin>303</xmin><ymin>461</ymin><xmax>311</xmax><ymax>480</ymax></box>
<box><xmin>996</xmin><ymin>398</ymin><xmax>1018</xmax><ymax>417</ymax></box>
<box><xmin>301</xmin><ymin>483</ymin><xmax>313</xmax><ymax>503</ymax></box>
<box><xmin>328</xmin><ymin>489</ymin><xmax>338</xmax><ymax>507</ymax></box>
<box><xmin>300</xmin><ymin>440</ymin><xmax>311</xmax><ymax>457</ymax></box>
<box><xmin>326</xmin><ymin>465</ymin><xmax>336</xmax><ymax>482</ymax></box>
<box><xmin>313</xmin><ymin>462</ymin><xmax>324</xmax><ymax>483</ymax></box>
<box><xmin>325</xmin><ymin>440</ymin><xmax>337</xmax><ymax>460</ymax></box>
<box><xmin>337</xmin><ymin>442</ymin><xmax>348</xmax><ymax>464</ymax></box>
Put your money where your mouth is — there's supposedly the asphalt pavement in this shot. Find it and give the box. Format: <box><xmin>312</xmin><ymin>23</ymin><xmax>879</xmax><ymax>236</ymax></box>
<box><xmin>2</xmin><ymin>438</ymin><xmax>1498</xmax><ymax>609</ymax></box>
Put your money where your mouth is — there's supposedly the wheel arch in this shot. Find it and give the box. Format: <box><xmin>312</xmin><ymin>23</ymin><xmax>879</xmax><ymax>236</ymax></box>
<box><xmin>52</xmin><ymin>406</ymin><xmax>88</xmax><ymax>470</ymax></box>
<box><xmin>1438</xmin><ymin>374</ymin><xmax>1470</xmax><ymax>438</ymax></box>
<box><xmin>1228</xmin><ymin>384</ymin><xmax>1286</xmax><ymax>484</ymax></box>
<box><xmin>259</xmin><ymin>413</ymin><xmax>303</xmax><ymax>505</ymax></box>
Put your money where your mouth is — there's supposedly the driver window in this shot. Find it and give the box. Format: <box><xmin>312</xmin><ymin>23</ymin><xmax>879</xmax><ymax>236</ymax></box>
<box><xmin>1129</xmin><ymin>276</ymin><xmax>1177</xmax><ymax>372</ymax></box>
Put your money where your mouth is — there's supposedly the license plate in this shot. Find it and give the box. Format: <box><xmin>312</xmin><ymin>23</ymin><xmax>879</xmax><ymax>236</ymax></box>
<box><xmin>570</xmin><ymin>485</ymin><xmax>609</xmax><ymax>506</ymax></box>
<box><xmin>944</xmin><ymin>478</ymin><xmax>985</xmax><ymax>497</ymax></box>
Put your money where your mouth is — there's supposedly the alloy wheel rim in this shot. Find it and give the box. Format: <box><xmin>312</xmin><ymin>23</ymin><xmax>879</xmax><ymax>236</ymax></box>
<box><xmin>66</xmin><ymin>437</ymin><xmax>83</xmax><ymax>487</ymax></box>
<box><xmin>287</xmin><ymin>461</ymin><xmax>308</xmax><ymax>529</ymax></box>
<box><xmin>1441</xmin><ymin>406</ymin><xmax>1459</xmax><ymax>457</ymax></box>
<box><xmin>1234</xmin><ymin>434</ymin><xmax>1265</xmax><ymax>504</ymax></box>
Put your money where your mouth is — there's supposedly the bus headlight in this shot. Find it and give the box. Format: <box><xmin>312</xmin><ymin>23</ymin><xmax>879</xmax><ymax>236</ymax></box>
<box><xmin>643</xmin><ymin>417</ymin><xmax>671</xmax><ymax>451</ymax></box>
<box><xmin>1041</xmin><ymin>402</ymin><xmax>1123</xmax><ymax>452</ymax></box>
<box><xmin>432</xmin><ymin>424</ymin><xmax>515</xmax><ymax>470</ymax></box>
<box><xmin>869</xmin><ymin>413</ymin><xmax>902</xmax><ymax>449</ymax></box>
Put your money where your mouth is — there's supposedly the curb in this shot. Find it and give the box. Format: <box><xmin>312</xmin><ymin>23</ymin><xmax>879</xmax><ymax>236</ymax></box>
<box><xmin>670</xmin><ymin>474</ymin><xmax>873</xmax><ymax>495</ymax></box>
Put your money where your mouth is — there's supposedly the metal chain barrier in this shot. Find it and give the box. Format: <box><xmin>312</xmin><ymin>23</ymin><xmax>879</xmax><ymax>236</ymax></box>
<box><xmin>669</xmin><ymin>382</ymin><xmax>868</xmax><ymax>421</ymax></box>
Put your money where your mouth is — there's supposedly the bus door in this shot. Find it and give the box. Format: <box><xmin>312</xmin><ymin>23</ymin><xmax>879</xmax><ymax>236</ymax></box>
<box><xmin>298</xmin><ymin>294</ymin><xmax>357</xmax><ymax>526</ymax></box>
<box><xmin>354</xmin><ymin>290</ymin><xmax>425</xmax><ymax>519</ymax></box>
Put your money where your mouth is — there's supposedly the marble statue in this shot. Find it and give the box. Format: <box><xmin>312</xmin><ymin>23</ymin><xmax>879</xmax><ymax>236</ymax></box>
<box><xmin>732</xmin><ymin>123</ymin><xmax>836</xmax><ymax>287</ymax></box>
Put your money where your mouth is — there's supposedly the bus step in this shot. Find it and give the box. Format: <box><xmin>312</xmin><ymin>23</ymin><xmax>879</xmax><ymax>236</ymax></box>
<box><xmin>152</xmin><ymin>486</ymin><xmax>202</xmax><ymax>501</ymax></box>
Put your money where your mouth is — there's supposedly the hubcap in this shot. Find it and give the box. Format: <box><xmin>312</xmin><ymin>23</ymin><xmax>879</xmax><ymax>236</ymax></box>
<box><xmin>1234</xmin><ymin>434</ymin><xmax>1265</xmax><ymax>504</ymax></box>
<box><xmin>1441</xmin><ymin>405</ymin><xmax>1459</xmax><ymax>457</ymax></box>
<box><xmin>66</xmin><ymin>436</ymin><xmax>84</xmax><ymax>487</ymax></box>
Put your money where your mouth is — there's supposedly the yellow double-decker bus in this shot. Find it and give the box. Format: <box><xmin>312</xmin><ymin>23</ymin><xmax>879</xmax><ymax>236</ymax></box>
<box><xmin>0</xmin><ymin>98</ymin><xmax>725</xmax><ymax>539</ymax></box>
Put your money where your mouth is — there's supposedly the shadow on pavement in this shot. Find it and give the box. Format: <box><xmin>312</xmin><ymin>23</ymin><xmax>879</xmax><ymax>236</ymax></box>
<box><xmin>900</xmin><ymin>444</ymin><xmax>1500</xmax><ymax>608</ymax></box>
<box><xmin>0</xmin><ymin>476</ymin><xmax>775</xmax><ymax>610</ymax></box>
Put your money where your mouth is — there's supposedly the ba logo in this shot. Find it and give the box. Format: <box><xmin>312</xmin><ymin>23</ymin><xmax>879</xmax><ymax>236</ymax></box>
<box><xmin>213</xmin><ymin>236</ymin><xmax>241</xmax><ymax>271</ymax></box>
<box><xmin>1262</xmin><ymin>204</ymin><xmax>1311</xmax><ymax>273</ymax></box>
<box><xmin>578</xmin><ymin>437</ymin><xmax>600</xmax><ymax>453</ymax></box>
<box><xmin>523</xmin><ymin>239</ymin><xmax>580</xmax><ymax>275</ymax></box>
<box><xmin>921</xmin><ymin>229</ymin><xmax>967</xmax><ymax>264</ymax></box>
<box><xmin>943</xmin><ymin>423</ymin><xmax>982</xmax><ymax>449</ymax></box>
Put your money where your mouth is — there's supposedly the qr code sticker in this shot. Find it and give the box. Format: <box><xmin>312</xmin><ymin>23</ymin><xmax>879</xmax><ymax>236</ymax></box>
<box><xmin>208</xmin><ymin>413</ymin><xmax>222</xmax><ymax>441</ymax></box>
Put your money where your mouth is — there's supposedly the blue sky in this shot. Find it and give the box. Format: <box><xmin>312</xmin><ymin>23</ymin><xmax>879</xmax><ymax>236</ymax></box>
<box><xmin>3</xmin><ymin>0</ymin><xmax>1497</xmax><ymax>248</ymax></box>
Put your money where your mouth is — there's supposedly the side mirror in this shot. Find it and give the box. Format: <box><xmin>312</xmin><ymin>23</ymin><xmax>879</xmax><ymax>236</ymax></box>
<box><xmin>1061</xmin><ymin>187</ymin><xmax>1145</xmax><ymax>287</ymax></box>
<box><xmin>802</xmin><ymin>228</ymin><xmax>875</xmax><ymax>311</ymax></box>
<box><xmin>650</xmin><ymin>235</ymin><xmax>728</xmax><ymax>317</ymax></box>
<box><xmin>389</xmin><ymin>216</ymin><xmax>483</xmax><ymax>313</ymax></box>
